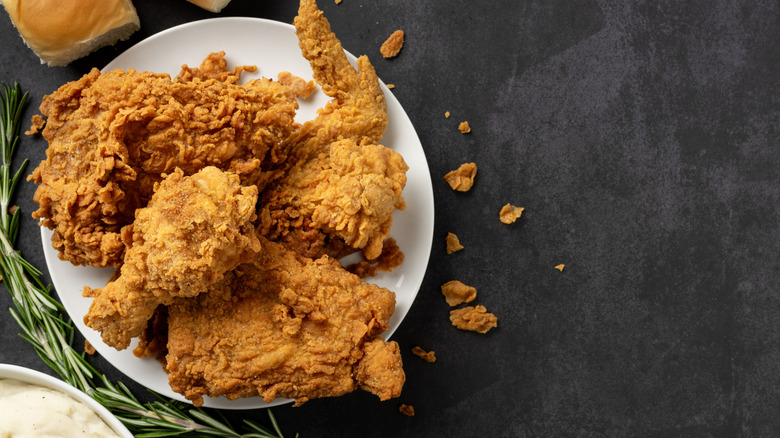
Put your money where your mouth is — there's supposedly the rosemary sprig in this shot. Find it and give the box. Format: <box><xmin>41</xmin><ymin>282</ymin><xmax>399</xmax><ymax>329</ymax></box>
<box><xmin>0</xmin><ymin>82</ymin><xmax>295</xmax><ymax>438</ymax></box>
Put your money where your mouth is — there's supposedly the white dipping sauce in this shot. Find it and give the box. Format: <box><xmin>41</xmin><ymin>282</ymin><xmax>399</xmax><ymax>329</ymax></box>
<box><xmin>0</xmin><ymin>378</ymin><xmax>120</xmax><ymax>437</ymax></box>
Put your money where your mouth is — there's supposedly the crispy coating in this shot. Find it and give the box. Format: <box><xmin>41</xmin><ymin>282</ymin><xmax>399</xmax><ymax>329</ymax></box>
<box><xmin>449</xmin><ymin>305</ymin><xmax>498</xmax><ymax>334</ymax></box>
<box><xmin>380</xmin><ymin>30</ymin><xmax>405</xmax><ymax>58</ymax></box>
<box><xmin>165</xmin><ymin>236</ymin><xmax>403</xmax><ymax>407</ymax></box>
<box><xmin>290</xmin><ymin>0</ymin><xmax>388</xmax><ymax>150</ymax></box>
<box><xmin>444</xmin><ymin>162</ymin><xmax>477</xmax><ymax>192</ymax></box>
<box><xmin>30</xmin><ymin>53</ymin><xmax>301</xmax><ymax>267</ymax></box>
<box><xmin>411</xmin><ymin>346</ymin><xmax>436</xmax><ymax>363</ymax></box>
<box><xmin>258</xmin><ymin>0</ymin><xmax>401</xmax><ymax>260</ymax></box>
<box><xmin>263</xmin><ymin>138</ymin><xmax>407</xmax><ymax>259</ymax></box>
<box><xmin>440</xmin><ymin>280</ymin><xmax>477</xmax><ymax>307</ymax></box>
<box><xmin>499</xmin><ymin>203</ymin><xmax>524</xmax><ymax>224</ymax></box>
<box><xmin>83</xmin><ymin>167</ymin><xmax>261</xmax><ymax>350</ymax></box>
<box><xmin>445</xmin><ymin>232</ymin><xmax>464</xmax><ymax>254</ymax></box>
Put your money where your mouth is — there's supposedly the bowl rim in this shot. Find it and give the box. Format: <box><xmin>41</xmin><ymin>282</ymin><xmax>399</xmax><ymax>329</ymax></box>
<box><xmin>0</xmin><ymin>363</ymin><xmax>133</xmax><ymax>437</ymax></box>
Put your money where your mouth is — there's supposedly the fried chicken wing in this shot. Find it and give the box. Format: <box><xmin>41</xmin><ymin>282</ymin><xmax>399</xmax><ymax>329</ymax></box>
<box><xmin>83</xmin><ymin>167</ymin><xmax>261</xmax><ymax>350</ymax></box>
<box><xmin>30</xmin><ymin>53</ymin><xmax>302</xmax><ymax>267</ymax></box>
<box><xmin>257</xmin><ymin>0</ymin><xmax>406</xmax><ymax>260</ymax></box>
<box><xmin>165</xmin><ymin>236</ymin><xmax>404</xmax><ymax>407</ymax></box>
<box><xmin>290</xmin><ymin>0</ymin><xmax>388</xmax><ymax>150</ymax></box>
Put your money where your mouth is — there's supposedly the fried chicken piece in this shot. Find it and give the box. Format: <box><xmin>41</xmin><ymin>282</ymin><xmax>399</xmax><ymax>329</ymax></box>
<box><xmin>289</xmin><ymin>0</ymin><xmax>388</xmax><ymax>151</ymax></box>
<box><xmin>257</xmin><ymin>0</ymin><xmax>404</xmax><ymax>260</ymax></box>
<box><xmin>165</xmin><ymin>236</ymin><xmax>404</xmax><ymax>407</ymax></box>
<box><xmin>83</xmin><ymin>167</ymin><xmax>261</xmax><ymax>350</ymax></box>
<box><xmin>262</xmin><ymin>138</ymin><xmax>407</xmax><ymax>259</ymax></box>
<box><xmin>30</xmin><ymin>53</ymin><xmax>302</xmax><ymax>267</ymax></box>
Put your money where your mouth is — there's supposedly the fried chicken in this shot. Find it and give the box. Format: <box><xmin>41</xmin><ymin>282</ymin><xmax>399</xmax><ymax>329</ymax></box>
<box><xmin>30</xmin><ymin>53</ymin><xmax>303</xmax><ymax>267</ymax></box>
<box><xmin>83</xmin><ymin>167</ymin><xmax>261</xmax><ymax>350</ymax></box>
<box><xmin>165</xmin><ymin>236</ymin><xmax>404</xmax><ymax>407</ymax></box>
<box><xmin>289</xmin><ymin>0</ymin><xmax>388</xmax><ymax>150</ymax></box>
<box><xmin>261</xmin><ymin>0</ymin><xmax>406</xmax><ymax>260</ymax></box>
<box><xmin>262</xmin><ymin>138</ymin><xmax>407</xmax><ymax>259</ymax></box>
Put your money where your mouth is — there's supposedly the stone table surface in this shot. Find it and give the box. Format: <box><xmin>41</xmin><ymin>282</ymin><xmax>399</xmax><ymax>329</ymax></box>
<box><xmin>1</xmin><ymin>0</ymin><xmax>779</xmax><ymax>436</ymax></box>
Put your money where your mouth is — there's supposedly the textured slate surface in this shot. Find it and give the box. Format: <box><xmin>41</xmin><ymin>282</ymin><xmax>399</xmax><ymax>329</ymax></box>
<box><xmin>1</xmin><ymin>0</ymin><xmax>780</xmax><ymax>436</ymax></box>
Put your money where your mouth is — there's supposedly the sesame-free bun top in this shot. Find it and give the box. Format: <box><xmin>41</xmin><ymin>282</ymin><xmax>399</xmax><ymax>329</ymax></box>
<box><xmin>3</xmin><ymin>0</ymin><xmax>140</xmax><ymax>66</ymax></box>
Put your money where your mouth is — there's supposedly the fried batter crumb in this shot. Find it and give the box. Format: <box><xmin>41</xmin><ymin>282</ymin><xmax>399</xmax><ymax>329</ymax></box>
<box><xmin>445</xmin><ymin>111</ymin><xmax>450</xmax><ymax>118</ymax></box>
<box><xmin>444</xmin><ymin>162</ymin><xmax>477</xmax><ymax>192</ymax></box>
<box><xmin>450</xmin><ymin>305</ymin><xmax>498</xmax><ymax>334</ymax></box>
<box><xmin>8</xmin><ymin>205</ymin><xmax>18</xmax><ymax>216</ymax></box>
<box><xmin>458</xmin><ymin>121</ymin><xmax>471</xmax><ymax>133</ymax></box>
<box><xmin>555</xmin><ymin>264</ymin><xmax>565</xmax><ymax>271</ymax></box>
<box><xmin>380</xmin><ymin>30</ymin><xmax>405</xmax><ymax>58</ymax></box>
<box><xmin>445</xmin><ymin>232</ymin><xmax>463</xmax><ymax>254</ymax></box>
<box><xmin>399</xmin><ymin>404</ymin><xmax>415</xmax><ymax>416</ymax></box>
<box><xmin>411</xmin><ymin>346</ymin><xmax>436</xmax><ymax>363</ymax></box>
<box><xmin>499</xmin><ymin>203</ymin><xmax>524</xmax><ymax>224</ymax></box>
<box><xmin>387</xmin><ymin>83</ymin><xmax>395</xmax><ymax>89</ymax></box>
<box><xmin>441</xmin><ymin>280</ymin><xmax>477</xmax><ymax>306</ymax></box>
<box><xmin>84</xmin><ymin>340</ymin><xmax>96</xmax><ymax>355</ymax></box>
<box><xmin>335</xmin><ymin>0</ymin><xmax>342</xmax><ymax>3</ymax></box>
<box><xmin>26</xmin><ymin>114</ymin><xmax>45</xmax><ymax>135</ymax></box>
<box><xmin>347</xmin><ymin>238</ymin><xmax>404</xmax><ymax>278</ymax></box>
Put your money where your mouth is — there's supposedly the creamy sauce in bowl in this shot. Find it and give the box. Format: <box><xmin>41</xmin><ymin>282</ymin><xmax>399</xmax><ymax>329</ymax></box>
<box><xmin>0</xmin><ymin>378</ymin><xmax>121</xmax><ymax>437</ymax></box>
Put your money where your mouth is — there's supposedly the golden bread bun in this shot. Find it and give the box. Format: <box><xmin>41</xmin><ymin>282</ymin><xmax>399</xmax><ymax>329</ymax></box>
<box><xmin>3</xmin><ymin>0</ymin><xmax>140</xmax><ymax>66</ymax></box>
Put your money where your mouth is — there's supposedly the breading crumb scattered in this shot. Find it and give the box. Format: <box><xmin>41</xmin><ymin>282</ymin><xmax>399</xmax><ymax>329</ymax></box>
<box><xmin>499</xmin><ymin>203</ymin><xmax>524</xmax><ymax>224</ymax></box>
<box><xmin>85</xmin><ymin>340</ymin><xmax>96</xmax><ymax>355</ymax></box>
<box><xmin>26</xmin><ymin>114</ymin><xmax>45</xmax><ymax>135</ymax></box>
<box><xmin>335</xmin><ymin>0</ymin><xmax>342</xmax><ymax>4</ymax></box>
<box><xmin>445</xmin><ymin>111</ymin><xmax>451</xmax><ymax>118</ymax></box>
<box><xmin>444</xmin><ymin>162</ymin><xmax>477</xmax><ymax>192</ymax></box>
<box><xmin>346</xmin><ymin>238</ymin><xmax>404</xmax><ymax>278</ymax></box>
<box><xmin>450</xmin><ymin>305</ymin><xmax>498</xmax><ymax>334</ymax></box>
<box><xmin>554</xmin><ymin>264</ymin><xmax>565</xmax><ymax>272</ymax></box>
<box><xmin>458</xmin><ymin>121</ymin><xmax>471</xmax><ymax>133</ymax></box>
<box><xmin>380</xmin><ymin>30</ymin><xmax>405</xmax><ymax>58</ymax></box>
<box><xmin>441</xmin><ymin>280</ymin><xmax>477</xmax><ymax>306</ymax></box>
<box><xmin>399</xmin><ymin>404</ymin><xmax>415</xmax><ymax>416</ymax></box>
<box><xmin>8</xmin><ymin>205</ymin><xmax>18</xmax><ymax>216</ymax></box>
<box><xmin>411</xmin><ymin>346</ymin><xmax>436</xmax><ymax>363</ymax></box>
<box><xmin>387</xmin><ymin>83</ymin><xmax>395</xmax><ymax>89</ymax></box>
<box><xmin>445</xmin><ymin>232</ymin><xmax>463</xmax><ymax>254</ymax></box>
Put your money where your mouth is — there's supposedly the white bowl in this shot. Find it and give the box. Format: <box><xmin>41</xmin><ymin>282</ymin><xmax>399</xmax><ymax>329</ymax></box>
<box><xmin>0</xmin><ymin>363</ymin><xmax>133</xmax><ymax>437</ymax></box>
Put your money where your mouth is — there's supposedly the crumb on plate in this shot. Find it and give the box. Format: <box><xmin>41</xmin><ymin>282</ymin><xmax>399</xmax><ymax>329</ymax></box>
<box><xmin>85</xmin><ymin>340</ymin><xmax>96</xmax><ymax>355</ymax></box>
<box><xmin>554</xmin><ymin>264</ymin><xmax>565</xmax><ymax>272</ymax></box>
<box><xmin>458</xmin><ymin>121</ymin><xmax>471</xmax><ymax>133</ymax></box>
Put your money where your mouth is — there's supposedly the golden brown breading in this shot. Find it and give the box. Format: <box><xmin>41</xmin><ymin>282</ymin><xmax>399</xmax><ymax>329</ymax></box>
<box><xmin>290</xmin><ymin>0</ymin><xmax>388</xmax><ymax>150</ymax></box>
<box><xmin>449</xmin><ymin>305</ymin><xmax>498</xmax><ymax>334</ymax></box>
<box><xmin>165</xmin><ymin>236</ymin><xmax>404</xmax><ymax>407</ymax></box>
<box><xmin>30</xmin><ymin>53</ymin><xmax>301</xmax><ymax>267</ymax></box>
<box><xmin>262</xmin><ymin>138</ymin><xmax>407</xmax><ymax>259</ymax></box>
<box><xmin>83</xmin><ymin>167</ymin><xmax>261</xmax><ymax>350</ymax></box>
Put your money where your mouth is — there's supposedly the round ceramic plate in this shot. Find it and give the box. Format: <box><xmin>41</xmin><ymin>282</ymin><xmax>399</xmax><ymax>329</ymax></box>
<box><xmin>42</xmin><ymin>17</ymin><xmax>434</xmax><ymax>409</ymax></box>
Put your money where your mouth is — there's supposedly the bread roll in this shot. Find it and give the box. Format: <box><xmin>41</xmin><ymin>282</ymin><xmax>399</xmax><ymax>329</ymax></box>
<box><xmin>186</xmin><ymin>0</ymin><xmax>232</xmax><ymax>13</ymax></box>
<box><xmin>3</xmin><ymin>0</ymin><xmax>140</xmax><ymax>66</ymax></box>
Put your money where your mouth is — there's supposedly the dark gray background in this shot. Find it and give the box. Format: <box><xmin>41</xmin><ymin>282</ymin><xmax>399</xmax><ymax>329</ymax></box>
<box><xmin>1</xmin><ymin>0</ymin><xmax>779</xmax><ymax>436</ymax></box>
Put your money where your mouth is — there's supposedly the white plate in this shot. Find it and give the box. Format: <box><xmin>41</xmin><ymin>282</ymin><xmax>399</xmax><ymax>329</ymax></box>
<box><xmin>42</xmin><ymin>17</ymin><xmax>434</xmax><ymax>409</ymax></box>
<box><xmin>0</xmin><ymin>364</ymin><xmax>134</xmax><ymax>437</ymax></box>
